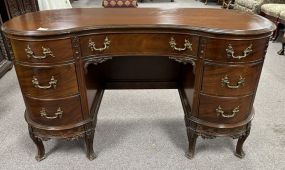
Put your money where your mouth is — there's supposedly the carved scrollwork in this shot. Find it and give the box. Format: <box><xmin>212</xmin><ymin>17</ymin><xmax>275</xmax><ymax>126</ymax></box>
<box><xmin>169</xmin><ymin>56</ymin><xmax>195</xmax><ymax>65</ymax></box>
<box><xmin>84</xmin><ymin>57</ymin><xmax>113</xmax><ymax>74</ymax></box>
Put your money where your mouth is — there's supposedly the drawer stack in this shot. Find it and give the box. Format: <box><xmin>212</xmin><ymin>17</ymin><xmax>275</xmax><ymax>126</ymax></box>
<box><xmin>198</xmin><ymin>38</ymin><xmax>268</xmax><ymax>126</ymax></box>
<box><xmin>11</xmin><ymin>38</ymin><xmax>83</xmax><ymax>128</ymax></box>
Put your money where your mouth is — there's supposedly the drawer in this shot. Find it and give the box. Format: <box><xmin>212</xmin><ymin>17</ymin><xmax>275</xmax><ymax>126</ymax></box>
<box><xmin>15</xmin><ymin>63</ymin><xmax>78</xmax><ymax>98</ymax></box>
<box><xmin>80</xmin><ymin>33</ymin><xmax>199</xmax><ymax>57</ymax></box>
<box><xmin>204</xmin><ymin>38</ymin><xmax>268</xmax><ymax>62</ymax></box>
<box><xmin>24</xmin><ymin>95</ymin><xmax>83</xmax><ymax>127</ymax></box>
<box><xmin>201</xmin><ymin>62</ymin><xmax>262</xmax><ymax>96</ymax></box>
<box><xmin>10</xmin><ymin>38</ymin><xmax>73</xmax><ymax>63</ymax></box>
<box><xmin>198</xmin><ymin>94</ymin><xmax>253</xmax><ymax>124</ymax></box>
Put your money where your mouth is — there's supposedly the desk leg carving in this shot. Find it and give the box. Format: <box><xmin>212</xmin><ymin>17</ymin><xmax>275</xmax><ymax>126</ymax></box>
<box><xmin>235</xmin><ymin>123</ymin><xmax>251</xmax><ymax>158</ymax></box>
<box><xmin>28</xmin><ymin>126</ymin><xmax>46</xmax><ymax>161</ymax></box>
<box><xmin>185</xmin><ymin>128</ymin><xmax>198</xmax><ymax>159</ymax></box>
<box><xmin>85</xmin><ymin>130</ymin><xmax>96</xmax><ymax>160</ymax></box>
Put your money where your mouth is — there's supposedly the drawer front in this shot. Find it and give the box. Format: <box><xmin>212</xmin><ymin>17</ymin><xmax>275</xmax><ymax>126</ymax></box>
<box><xmin>201</xmin><ymin>63</ymin><xmax>262</xmax><ymax>96</ymax></box>
<box><xmin>204</xmin><ymin>38</ymin><xmax>268</xmax><ymax>62</ymax></box>
<box><xmin>10</xmin><ymin>38</ymin><xmax>73</xmax><ymax>63</ymax></box>
<box><xmin>80</xmin><ymin>33</ymin><xmax>199</xmax><ymax>57</ymax></box>
<box><xmin>15</xmin><ymin>63</ymin><xmax>78</xmax><ymax>98</ymax></box>
<box><xmin>198</xmin><ymin>94</ymin><xmax>253</xmax><ymax>124</ymax></box>
<box><xmin>25</xmin><ymin>95</ymin><xmax>83</xmax><ymax>127</ymax></box>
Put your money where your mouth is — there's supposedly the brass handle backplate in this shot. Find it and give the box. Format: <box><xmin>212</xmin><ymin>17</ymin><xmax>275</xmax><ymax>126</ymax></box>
<box><xmin>226</xmin><ymin>44</ymin><xmax>253</xmax><ymax>59</ymax></box>
<box><xmin>88</xmin><ymin>37</ymin><xmax>111</xmax><ymax>52</ymax></box>
<box><xmin>25</xmin><ymin>45</ymin><xmax>55</xmax><ymax>59</ymax></box>
<box><xmin>169</xmin><ymin>37</ymin><xmax>192</xmax><ymax>52</ymax></box>
<box><xmin>216</xmin><ymin>105</ymin><xmax>239</xmax><ymax>118</ymax></box>
<box><xmin>221</xmin><ymin>75</ymin><xmax>245</xmax><ymax>89</ymax></box>
<box><xmin>32</xmin><ymin>76</ymin><xmax>57</xmax><ymax>89</ymax></box>
<box><xmin>40</xmin><ymin>107</ymin><xmax>63</xmax><ymax>120</ymax></box>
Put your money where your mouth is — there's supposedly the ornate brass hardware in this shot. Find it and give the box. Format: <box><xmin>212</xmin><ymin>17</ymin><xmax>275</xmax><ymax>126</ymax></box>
<box><xmin>221</xmin><ymin>75</ymin><xmax>245</xmax><ymax>89</ymax></box>
<box><xmin>88</xmin><ymin>37</ymin><xmax>111</xmax><ymax>52</ymax></box>
<box><xmin>32</xmin><ymin>76</ymin><xmax>57</xmax><ymax>89</ymax></box>
<box><xmin>226</xmin><ymin>44</ymin><xmax>253</xmax><ymax>59</ymax></box>
<box><xmin>40</xmin><ymin>107</ymin><xmax>63</xmax><ymax>120</ymax></box>
<box><xmin>25</xmin><ymin>45</ymin><xmax>55</xmax><ymax>59</ymax></box>
<box><xmin>169</xmin><ymin>37</ymin><xmax>192</xmax><ymax>52</ymax></box>
<box><xmin>216</xmin><ymin>105</ymin><xmax>239</xmax><ymax>118</ymax></box>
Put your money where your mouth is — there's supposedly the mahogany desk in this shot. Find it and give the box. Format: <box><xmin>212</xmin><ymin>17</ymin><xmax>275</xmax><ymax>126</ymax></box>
<box><xmin>2</xmin><ymin>8</ymin><xmax>275</xmax><ymax>161</ymax></box>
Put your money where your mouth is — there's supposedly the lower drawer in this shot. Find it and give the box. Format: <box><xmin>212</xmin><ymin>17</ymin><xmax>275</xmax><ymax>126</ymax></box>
<box><xmin>24</xmin><ymin>95</ymin><xmax>83</xmax><ymax>127</ymax></box>
<box><xmin>198</xmin><ymin>94</ymin><xmax>253</xmax><ymax>124</ymax></box>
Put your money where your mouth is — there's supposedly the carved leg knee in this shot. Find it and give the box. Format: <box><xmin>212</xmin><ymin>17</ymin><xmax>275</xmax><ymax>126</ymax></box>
<box><xmin>29</xmin><ymin>127</ymin><xmax>46</xmax><ymax>161</ymax></box>
<box><xmin>235</xmin><ymin>125</ymin><xmax>251</xmax><ymax>158</ymax></box>
<box><xmin>85</xmin><ymin>131</ymin><xmax>96</xmax><ymax>160</ymax></box>
<box><xmin>185</xmin><ymin>128</ymin><xmax>198</xmax><ymax>159</ymax></box>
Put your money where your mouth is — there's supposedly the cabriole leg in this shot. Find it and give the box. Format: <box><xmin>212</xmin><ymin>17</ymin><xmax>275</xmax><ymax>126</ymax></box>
<box><xmin>185</xmin><ymin>128</ymin><xmax>198</xmax><ymax>159</ymax></box>
<box><xmin>235</xmin><ymin>124</ymin><xmax>251</xmax><ymax>158</ymax></box>
<box><xmin>28</xmin><ymin>126</ymin><xmax>46</xmax><ymax>161</ymax></box>
<box><xmin>85</xmin><ymin>130</ymin><xmax>96</xmax><ymax>160</ymax></box>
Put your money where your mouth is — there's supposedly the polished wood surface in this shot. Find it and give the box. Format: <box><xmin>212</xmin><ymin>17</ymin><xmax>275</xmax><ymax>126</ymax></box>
<box><xmin>2</xmin><ymin>8</ymin><xmax>275</xmax><ymax>36</ymax></box>
<box><xmin>2</xmin><ymin>8</ymin><xmax>275</xmax><ymax>161</ymax></box>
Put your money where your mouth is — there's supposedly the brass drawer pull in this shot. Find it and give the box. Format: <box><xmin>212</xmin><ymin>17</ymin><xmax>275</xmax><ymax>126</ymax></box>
<box><xmin>32</xmin><ymin>76</ymin><xmax>57</xmax><ymax>89</ymax></box>
<box><xmin>221</xmin><ymin>75</ymin><xmax>245</xmax><ymax>89</ymax></box>
<box><xmin>226</xmin><ymin>44</ymin><xmax>253</xmax><ymax>59</ymax></box>
<box><xmin>40</xmin><ymin>107</ymin><xmax>63</xmax><ymax>120</ymax></box>
<box><xmin>25</xmin><ymin>45</ymin><xmax>55</xmax><ymax>59</ymax></box>
<box><xmin>88</xmin><ymin>37</ymin><xmax>111</xmax><ymax>52</ymax></box>
<box><xmin>169</xmin><ymin>37</ymin><xmax>192</xmax><ymax>52</ymax></box>
<box><xmin>216</xmin><ymin>105</ymin><xmax>239</xmax><ymax>118</ymax></box>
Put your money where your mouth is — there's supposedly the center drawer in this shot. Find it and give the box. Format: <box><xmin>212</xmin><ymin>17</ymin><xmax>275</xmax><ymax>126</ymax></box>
<box><xmin>15</xmin><ymin>63</ymin><xmax>79</xmax><ymax>98</ymax></box>
<box><xmin>80</xmin><ymin>33</ymin><xmax>199</xmax><ymax>57</ymax></box>
<box><xmin>24</xmin><ymin>95</ymin><xmax>83</xmax><ymax>127</ymax></box>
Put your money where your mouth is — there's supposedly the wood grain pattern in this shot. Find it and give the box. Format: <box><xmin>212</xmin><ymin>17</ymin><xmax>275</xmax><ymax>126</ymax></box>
<box><xmin>80</xmin><ymin>33</ymin><xmax>199</xmax><ymax>58</ymax></box>
<box><xmin>204</xmin><ymin>38</ymin><xmax>269</xmax><ymax>63</ymax></box>
<box><xmin>14</xmin><ymin>63</ymin><xmax>79</xmax><ymax>98</ymax></box>
<box><xmin>24</xmin><ymin>95</ymin><xmax>83</xmax><ymax>127</ymax></box>
<box><xmin>1</xmin><ymin>8</ymin><xmax>275</xmax><ymax>161</ymax></box>
<box><xmin>201</xmin><ymin>62</ymin><xmax>263</xmax><ymax>96</ymax></box>
<box><xmin>2</xmin><ymin>8</ymin><xmax>275</xmax><ymax>36</ymax></box>
<box><xmin>198</xmin><ymin>94</ymin><xmax>253</xmax><ymax>124</ymax></box>
<box><xmin>11</xmin><ymin>38</ymin><xmax>74</xmax><ymax>64</ymax></box>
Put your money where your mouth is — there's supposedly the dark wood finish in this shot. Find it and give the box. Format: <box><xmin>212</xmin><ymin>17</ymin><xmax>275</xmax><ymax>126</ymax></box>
<box><xmin>15</xmin><ymin>63</ymin><xmax>78</xmax><ymax>98</ymax></box>
<box><xmin>24</xmin><ymin>95</ymin><xmax>83</xmax><ymax>127</ymax></box>
<box><xmin>80</xmin><ymin>33</ymin><xmax>199</xmax><ymax>57</ymax></box>
<box><xmin>0</xmin><ymin>0</ymin><xmax>39</xmax><ymax>78</ymax></box>
<box><xmin>202</xmin><ymin>62</ymin><xmax>262</xmax><ymax>96</ymax></box>
<box><xmin>204</xmin><ymin>38</ymin><xmax>268</xmax><ymax>63</ymax></box>
<box><xmin>198</xmin><ymin>94</ymin><xmax>253</xmax><ymax>124</ymax></box>
<box><xmin>0</xmin><ymin>13</ymin><xmax>13</xmax><ymax>78</ymax></box>
<box><xmin>2</xmin><ymin>8</ymin><xmax>275</xmax><ymax>161</ymax></box>
<box><xmin>4</xmin><ymin>0</ymin><xmax>39</xmax><ymax>18</ymax></box>
<box><xmin>11</xmin><ymin>38</ymin><xmax>74</xmax><ymax>64</ymax></box>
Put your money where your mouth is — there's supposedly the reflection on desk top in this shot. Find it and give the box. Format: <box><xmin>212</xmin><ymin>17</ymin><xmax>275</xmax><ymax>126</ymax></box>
<box><xmin>2</xmin><ymin>8</ymin><xmax>276</xmax><ymax>36</ymax></box>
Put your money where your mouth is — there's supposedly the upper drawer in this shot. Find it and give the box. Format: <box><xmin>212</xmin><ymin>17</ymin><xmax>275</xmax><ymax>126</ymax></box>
<box><xmin>198</xmin><ymin>94</ymin><xmax>253</xmax><ymax>125</ymax></box>
<box><xmin>80</xmin><ymin>33</ymin><xmax>199</xmax><ymax>57</ymax></box>
<box><xmin>10</xmin><ymin>38</ymin><xmax>73</xmax><ymax>63</ymax></box>
<box><xmin>204</xmin><ymin>38</ymin><xmax>268</xmax><ymax>63</ymax></box>
<box><xmin>15</xmin><ymin>63</ymin><xmax>79</xmax><ymax>99</ymax></box>
<box><xmin>201</xmin><ymin>62</ymin><xmax>262</xmax><ymax>96</ymax></box>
